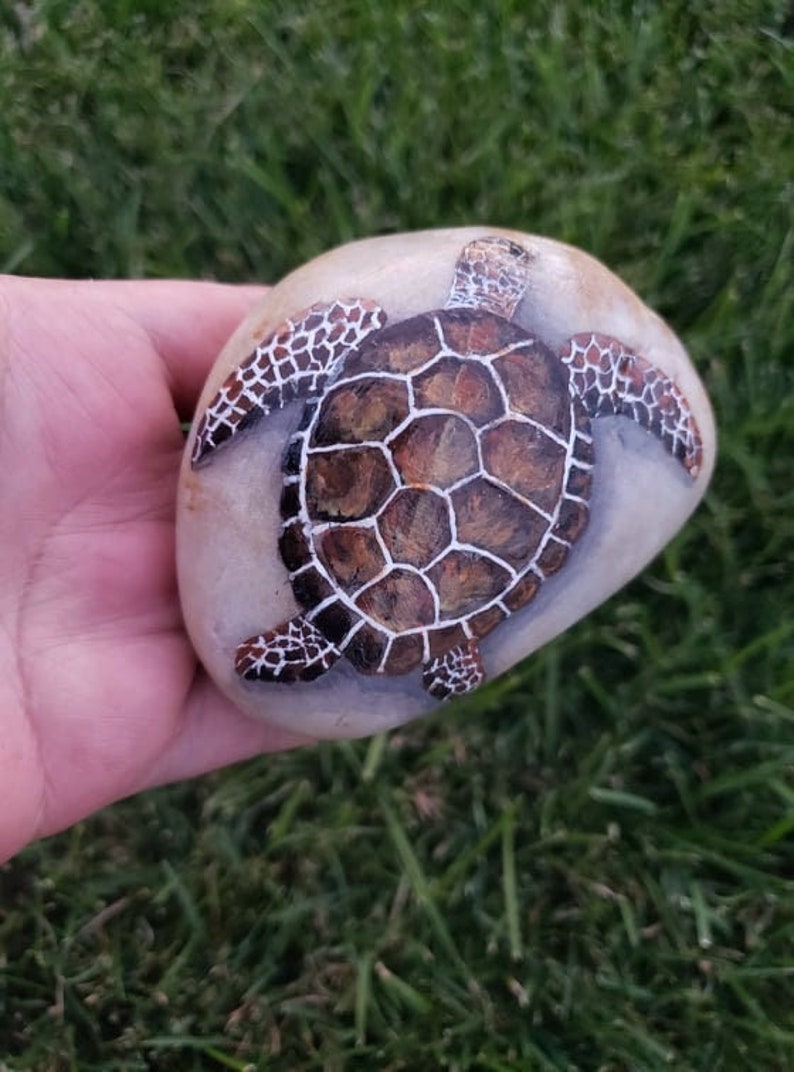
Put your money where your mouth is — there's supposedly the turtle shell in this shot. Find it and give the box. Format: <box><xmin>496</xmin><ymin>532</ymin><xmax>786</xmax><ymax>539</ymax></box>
<box><xmin>279</xmin><ymin>308</ymin><xmax>593</xmax><ymax>676</ymax></box>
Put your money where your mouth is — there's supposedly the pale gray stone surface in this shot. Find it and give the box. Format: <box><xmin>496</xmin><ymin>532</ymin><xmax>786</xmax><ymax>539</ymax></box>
<box><xmin>177</xmin><ymin>228</ymin><xmax>715</xmax><ymax>738</ymax></box>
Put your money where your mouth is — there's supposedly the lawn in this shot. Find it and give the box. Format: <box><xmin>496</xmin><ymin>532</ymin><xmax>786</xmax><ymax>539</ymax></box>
<box><xmin>1</xmin><ymin>1</ymin><xmax>793</xmax><ymax>1069</ymax></box>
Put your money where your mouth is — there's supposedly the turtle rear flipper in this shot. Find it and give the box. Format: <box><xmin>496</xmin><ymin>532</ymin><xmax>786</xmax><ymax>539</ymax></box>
<box><xmin>561</xmin><ymin>333</ymin><xmax>703</xmax><ymax>478</ymax></box>
<box><xmin>191</xmin><ymin>298</ymin><xmax>386</xmax><ymax>467</ymax></box>
<box><xmin>422</xmin><ymin>640</ymin><xmax>485</xmax><ymax>700</ymax></box>
<box><xmin>235</xmin><ymin>616</ymin><xmax>341</xmax><ymax>683</ymax></box>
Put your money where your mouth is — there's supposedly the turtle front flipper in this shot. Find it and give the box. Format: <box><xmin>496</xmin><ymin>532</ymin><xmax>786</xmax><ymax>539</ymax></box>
<box><xmin>235</xmin><ymin>616</ymin><xmax>341</xmax><ymax>683</ymax></box>
<box><xmin>561</xmin><ymin>333</ymin><xmax>704</xmax><ymax>478</ymax></box>
<box><xmin>422</xmin><ymin>640</ymin><xmax>485</xmax><ymax>701</ymax></box>
<box><xmin>191</xmin><ymin>298</ymin><xmax>386</xmax><ymax>467</ymax></box>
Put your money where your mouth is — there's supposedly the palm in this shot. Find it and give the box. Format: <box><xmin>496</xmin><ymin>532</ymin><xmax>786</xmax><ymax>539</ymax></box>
<box><xmin>0</xmin><ymin>277</ymin><xmax>310</xmax><ymax>862</ymax></box>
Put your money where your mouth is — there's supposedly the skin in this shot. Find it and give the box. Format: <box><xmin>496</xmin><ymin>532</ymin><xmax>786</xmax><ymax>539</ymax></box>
<box><xmin>0</xmin><ymin>276</ymin><xmax>313</xmax><ymax>864</ymax></box>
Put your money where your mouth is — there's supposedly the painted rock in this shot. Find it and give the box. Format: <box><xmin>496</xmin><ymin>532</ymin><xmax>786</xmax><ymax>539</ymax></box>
<box><xmin>177</xmin><ymin>228</ymin><xmax>715</xmax><ymax>738</ymax></box>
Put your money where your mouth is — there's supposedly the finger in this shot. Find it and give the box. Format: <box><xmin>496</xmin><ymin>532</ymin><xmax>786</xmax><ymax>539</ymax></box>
<box><xmin>139</xmin><ymin>670</ymin><xmax>315</xmax><ymax>791</ymax></box>
<box><xmin>1</xmin><ymin>276</ymin><xmax>269</xmax><ymax>417</ymax></box>
<box><xmin>126</xmin><ymin>280</ymin><xmax>269</xmax><ymax>417</ymax></box>
<box><xmin>85</xmin><ymin>279</ymin><xmax>269</xmax><ymax>418</ymax></box>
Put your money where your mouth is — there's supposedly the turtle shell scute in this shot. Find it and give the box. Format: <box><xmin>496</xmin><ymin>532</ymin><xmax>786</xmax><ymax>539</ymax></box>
<box><xmin>305</xmin><ymin>445</ymin><xmax>395</xmax><ymax>521</ymax></box>
<box><xmin>344</xmin><ymin>622</ymin><xmax>390</xmax><ymax>673</ymax></box>
<box><xmin>311</xmin><ymin>375</ymin><xmax>410</xmax><ymax>447</ymax></box>
<box><xmin>468</xmin><ymin>603</ymin><xmax>507</xmax><ymax>639</ymax></box>
<box><xmin>318</xmin><ymin>526</ymin><xmax>386</xmax><ymax>593</ymax></box>
<box><xmin>553</xmin><ymin>498</ymin><xmax>589</xmax><ymax>544</ymax></box>
<box><xmin>378</xmin><ymin>487</ymin><xmax>451</xmax><ymax>569</ymax></box>
<box><xmin>451</xmin><ymin>478</ymin><xmax>549</xmax><ymax>568</ymax></box>
<box><xmin>279</xmin><ymin>520</ymin><xmax>311</xmax><ymax>572</ymax></box>
<box><xmin>385</xmin><ymin>633</ymin><xmax>425</xmax><ymax>673</ymax></box>
<box><xmin>291</xmin><ymin>566</ymin><xmax>335</xmax><ymax>612</ymax></box>
<box><xmin>503</xmin><ymin>573</ymin><xmax>541</xmax><ymax>612</ymax></box>
<box><xmin>480</xmin><ymin>420</ymin><xmax>567</xmax><ymax>513</ymax></box>
<box><xmin>355</xmin><ymin>568</ymin><xmax>436</xmax><ymax>632</ymax></box>
<box><xmin>342</xmin><ymin>313</ymin><xmax>440</xmax><ymax>377</ymax></box>
<box><xmin>413</xmin><ymin>355</ymin><xmax>503</xmax><ymax>426</ymax></box>
<box><xmin>493</xmin><ymin>343</ymin><xmax>571</xmax><ymax>433</ymax></box>
<box><xmin>427</xmin><ymin>550</ymin><xmax>510</xmax><ymax>620</ymax></box>
<box><xmin>391</xmin><ymin>413</ymin><xmax>479</xmax><ymax>489</ymax></box>
<box><xmin>313</xmin><ymin>601</ymin><xmax>360</xmax><ymax>645</ymax></box>
<box><xmin>440</xmin><ymin>308</ymin><xmax>525</xmax><ymax>356</ymax></box>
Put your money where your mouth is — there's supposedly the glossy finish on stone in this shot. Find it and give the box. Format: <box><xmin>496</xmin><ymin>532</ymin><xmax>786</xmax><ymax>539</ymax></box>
<box><xmin>177</xmin><ymin>228</ymin><xmax>715</xmax><ymax>738</ymax></box>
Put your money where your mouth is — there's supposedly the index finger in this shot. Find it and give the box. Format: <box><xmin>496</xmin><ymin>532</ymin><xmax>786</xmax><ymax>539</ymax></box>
<box><xmin>90</xmin><ymin>278</ymin><xmax>270</xmax><ymax>419</ymax></box>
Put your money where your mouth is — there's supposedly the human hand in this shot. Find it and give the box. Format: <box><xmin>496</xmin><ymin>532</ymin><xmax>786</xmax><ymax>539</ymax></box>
<box><xmin>0</xmin><ymin>276</ymin><xmax>313</xmax><ymax>863</ymax></box>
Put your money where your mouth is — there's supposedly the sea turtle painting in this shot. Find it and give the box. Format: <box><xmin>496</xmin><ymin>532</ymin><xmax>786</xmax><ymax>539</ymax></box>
<box><xmin>190</xmin><ymin>236</ymin><xmax>703</xmax><ymax>701</ymax></box>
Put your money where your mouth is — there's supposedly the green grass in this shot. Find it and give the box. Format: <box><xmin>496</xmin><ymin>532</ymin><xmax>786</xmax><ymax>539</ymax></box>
<box><xmin>1</xmin><ymin>1</ymin><xmax>793</xmax><ymax>1068</ymax></box>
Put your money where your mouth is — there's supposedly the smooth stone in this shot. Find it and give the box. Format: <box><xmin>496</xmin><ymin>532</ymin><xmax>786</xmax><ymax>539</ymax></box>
<box><xmin>177</xmin><ymin>227</ymin><xmax>715</xmax><ymax>739</ymax></box>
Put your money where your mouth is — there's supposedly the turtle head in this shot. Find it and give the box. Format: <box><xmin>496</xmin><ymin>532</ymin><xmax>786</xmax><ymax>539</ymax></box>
<box><xmin>446</xmin><ymin>235</ymin><xmax>534</xmax><ymax>319</ymax></box>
